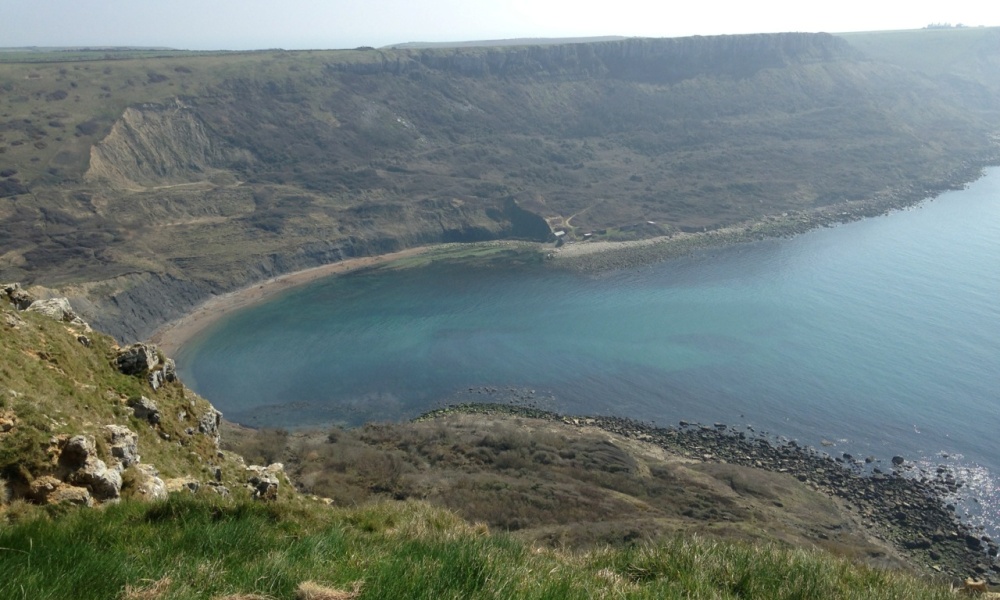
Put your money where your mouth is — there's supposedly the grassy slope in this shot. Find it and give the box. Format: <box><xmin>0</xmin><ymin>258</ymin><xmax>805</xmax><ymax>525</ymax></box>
<box><xmin>224</xmin><ymin>414</ymin><xmax>912</xmax><ymax>563</ymax></box>
<box><xmin>0</xmin><ymin>495</ymin><xmax>957</xmax><ymax>600</ymax></box>
<box><xmin>0</xmin><ymin>295</ymin><xmax>253</xmax><ymax>496</ymax></box>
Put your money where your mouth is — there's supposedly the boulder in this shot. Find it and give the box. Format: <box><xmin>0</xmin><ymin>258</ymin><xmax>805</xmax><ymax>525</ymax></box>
<box><xmin>116</xmin><ymin>343</ymin><xmax>161</xmax><ymax>375</ymax></box>
<box><xmin>25</xmin><ymin>297</ymin><xmax>81</xmax><ymax>324</ymax></box>
<box><xmin>165</xmin><ymin>477</ymin><xmax>200</xmax><ymax>494</ymax></box>
<box><xmin>198</xmin><ymin>407</ymin><xmax>222</xmax><ymax>442</ymax></box>
<box><xmin>128</xmin><ymin>396</ymin><xmax>161</xmax><ymax>425</ymax></box>
<box><xmin>148</xmin><ymin>369</ymin><xmax>166</xmax><ymax>391</ymax></box>
<box><xmin>163</xmin><ymin>358</ymin><xmax>177</xmax><ymax>382</ymax></box>
<box><xmin>2</xmin><ymin>283</ymin><xmax>36</xmax><ymax>310</ymax></box>
<box><xmin>58</xmin><ymin>434</ymin><xmax>122</xmax><ymax>501</ymax></box>
<box><xmin>68</xmin><ymin>457</ymin><xmax>122</xmax><ymax>501</ymax></box>
<box><xmin>205</xmin><ymin>481</ymin><xmax>230</xmax><ymax>496</ymax></box>
<box><xmin>246</xmin><ymin>464</ymin><xmax>283</xmax><ymax>501</ymax></box>
<box><xmin>104</xmin><ymin>425</ymin><xmax>139</xmax><ymax>469</ymax></box>
<box><xmin>129</xmin><ymin>464</ymin><xmax>167</xmax><ymax>501</ymax></box>
<box><xmin>3</xmin><ymin>311</ymin><xmax>25</xmax><ymax>329</ymax></box>
<box><xmin>59</xmin><ymin>435</ymin><xmax>96</xmax><ymax>470</ymax></box>
<box><xmin>0</xmin><ymin>411</ymin><xmax>15</xmax><ymax>433</ymax></box>
<box><xmin>28</xmin><ymin>476</ymin><xmax>93</xmax><ymax>507</ymax></box>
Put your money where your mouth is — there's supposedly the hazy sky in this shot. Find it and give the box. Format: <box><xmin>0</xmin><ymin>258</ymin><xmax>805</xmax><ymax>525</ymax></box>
<box><xmin>4</xmin><ymin>0</ymin><xmax>999</xmax><ymax>50</ymax></box>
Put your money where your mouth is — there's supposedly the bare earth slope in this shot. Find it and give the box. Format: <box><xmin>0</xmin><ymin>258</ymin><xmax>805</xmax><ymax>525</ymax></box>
<box><xmin>1</xmin><ymin>31</ymin><xmax>999</xmax><ymax>340</ymax></box>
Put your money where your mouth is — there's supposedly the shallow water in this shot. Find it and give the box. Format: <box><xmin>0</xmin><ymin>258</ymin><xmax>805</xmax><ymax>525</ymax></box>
<box><xmin>178</xmin><ymin>167</ymin><xmax>1000</xmax><ymax>535</ymax></box>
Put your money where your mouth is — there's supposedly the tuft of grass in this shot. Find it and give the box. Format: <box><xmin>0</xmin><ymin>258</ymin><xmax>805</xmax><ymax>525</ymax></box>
<box><xmin>295</xmin><ymin>580</ymin><xmax>360</xmax><ymax>600</ymax></box>
<box><xmin>121</xmin><ymin>576</ymin><xmax>172</xmax><ymax>600</ymax></box>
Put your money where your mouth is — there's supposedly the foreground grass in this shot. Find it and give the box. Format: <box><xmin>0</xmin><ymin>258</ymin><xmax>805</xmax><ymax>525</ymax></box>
<box><xmin>0</xmin><ymin>495</ymin><xmax>954</xmax><ymax>600</ymax></box>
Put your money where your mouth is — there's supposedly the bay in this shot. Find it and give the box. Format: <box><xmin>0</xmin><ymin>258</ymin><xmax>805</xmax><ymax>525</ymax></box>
<box><xmin>177</xmin><ymin>167</ymin><xmax>1000</xmax><ymax>534</ymax></box>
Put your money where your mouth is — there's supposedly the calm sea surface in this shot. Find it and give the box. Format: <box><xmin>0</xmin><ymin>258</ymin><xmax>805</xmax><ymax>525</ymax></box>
<box><xmin>177</xmin><ymin>168</ymin><xmax>1000</xmax><ymax>534</ymax></box>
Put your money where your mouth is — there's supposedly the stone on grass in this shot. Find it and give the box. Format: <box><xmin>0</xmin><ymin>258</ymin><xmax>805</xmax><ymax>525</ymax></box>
<box><xmin>105</xmin><ymin>425</ymin><xmax>140</xmax><ymax>469</ymax></box>
<box><xmin>115</xmin><ymin>343</ymin><xmax>161</xmax><ymax>375</ymax></box>
<box><xmin>128</xmin><ymin>396</ymin><xmax>161</xmax><ymax>425</ymax></box>
<box><xmin>130</xmin><ymin>464</ymin><xmax>167</xmax><ymax>501</ymax></box>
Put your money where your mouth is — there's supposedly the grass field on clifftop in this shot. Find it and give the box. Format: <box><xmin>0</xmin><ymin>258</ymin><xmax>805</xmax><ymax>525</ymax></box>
<box><xmin>0</xmin><ymin>494</ymin><xmax>956</xmax><ymax>600</ymax></box>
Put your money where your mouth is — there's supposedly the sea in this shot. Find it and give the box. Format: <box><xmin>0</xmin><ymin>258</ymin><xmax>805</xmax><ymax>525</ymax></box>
<box><xmin>176</xmin><ymin>167</ymin><xmax>1000</xmax><ymax>536</ymax></box>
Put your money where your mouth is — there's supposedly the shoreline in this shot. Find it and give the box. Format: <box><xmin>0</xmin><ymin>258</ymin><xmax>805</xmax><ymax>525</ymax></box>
<box><xmin>149</xmin><ymin>162</ymin><xmax>999</xmax><ymax>357</ymax></box>
<box><xmin>549</xmin><ymin>164</ymin><xmax>997</xmax><ymax>273</ymax></box>
<box><xmin>148</xmin><ymin>246</ymin><xmax>434</xmax><ymax>356</ymax></box>
<box><xmin>420</xmin><ymin>402</ymin><xmax>1000</xmax><ymax>582</ymax></box>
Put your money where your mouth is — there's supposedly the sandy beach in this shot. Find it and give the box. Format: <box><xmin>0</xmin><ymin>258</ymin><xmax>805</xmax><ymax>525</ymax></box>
<box><xmin>147</xmin><ymin>184</ymin><xmax>935</xmax><ymax>359</ymax></box>
<box><xmin>149</xmin><ymin>246</ymin><xmax>432</xmax><ymax>356</ymax></box>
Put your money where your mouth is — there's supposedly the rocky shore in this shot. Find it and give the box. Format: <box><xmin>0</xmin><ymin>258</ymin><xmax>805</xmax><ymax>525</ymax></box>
<box><xmin>421</xmin><ymin>402</ymin><xmax>1000</xmax><ymax>583</ymax></box>
<box><xmin>551</xmin><ymin>160</ymin><xmax>998</xmax><ymax>274</ymax></box>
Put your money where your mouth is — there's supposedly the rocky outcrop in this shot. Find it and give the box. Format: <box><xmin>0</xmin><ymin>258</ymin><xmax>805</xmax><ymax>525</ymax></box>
<box><xmin>246</xmin><ymin>463</ymin><xmax>284</xmax><ymax>501</ymax></box>
<box><xmin>58</xmin><ymin>435</ymin><xmax>122</xmax><ymax>502</ymax></box>
<box><xmin>23</xmin><ymin>297</ymin><xmax>91</xmax><ymax>329</ymax></box>
<box><xmin>84</xmin><ymin>102</ymin><xmax>253</xmax><ymax>189</ymax></box>
<box><xmin>116</xmin><ymin>343</ymin><xmax>161</xmax><ymax>375</ymax></box>
<box><xmin>2</xmin><ymin>287</ymin><xmax>90</xmax><ymax>331</ymax></box>
<box><xmin>115</xmin><ymin>343</ymin><xmax>178</xmax><ymax>392</ymax></box>
<box><xmin>28</xmin><ymin>475</ymin><xmax>93</xmax><ymax>507</ymax></box>
<box><xmin>198</xmin><ymin>407</ymin><xmax>222</xmax><ymax>444</ymax></box>
<box><xmin>128</xmin><ymin>396</ymin><xmax>161</xmax><ymax>425</ymax></box>
<box><xmin>129</xmin><ymin>464</ymin><xmax>167</xmax><ymax>501</ymax></box>
<box><xmin>2</xmin><ymin>283</ymin><xmax>35</xmax><ymax>310</ymax></box>
<box><xmin>24</xmin><ymin>426</ymin><xmax>157</xmax><ymax>506</ymax></box>
<box><xmin>105</xmin><ymin>425</ymin><xmax>140</xmax><ymax>468</ymax></box>
<box><xmin>1</xmin><ymin>288</ymin><xmax>245</xmax><ymax>511</ymax></box>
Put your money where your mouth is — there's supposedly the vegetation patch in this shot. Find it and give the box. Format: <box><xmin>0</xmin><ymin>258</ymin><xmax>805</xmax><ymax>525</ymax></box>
<box><xmin>0</xmin><ymin>494</ymin><xmax>959</xmax><ymax>599</ymax></box>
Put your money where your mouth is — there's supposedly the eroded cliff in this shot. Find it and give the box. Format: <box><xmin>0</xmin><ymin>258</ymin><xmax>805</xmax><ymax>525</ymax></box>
<box><xmin>1</xmin><ymin>31</ymin><xmax>998</xmax><ymax>340</ymax></box>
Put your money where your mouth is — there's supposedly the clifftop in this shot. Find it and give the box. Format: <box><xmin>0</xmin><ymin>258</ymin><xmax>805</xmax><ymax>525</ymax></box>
<box><xmin>335</xmin><ymin>33</ymin><xmax>855</xmax><ymax>81</ymax></box>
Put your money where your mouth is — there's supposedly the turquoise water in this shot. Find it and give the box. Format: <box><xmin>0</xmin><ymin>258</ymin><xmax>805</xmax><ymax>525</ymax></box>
<box><xmin>177</xmin><ymin>168</ymin><xmax>1000</xmax><ymax>532</ymax></box>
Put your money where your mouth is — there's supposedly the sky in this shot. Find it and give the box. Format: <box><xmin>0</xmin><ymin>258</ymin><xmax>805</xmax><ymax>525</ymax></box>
<box><xmin>3</xmin><ymin>0</ymin><xmax>999</xmax><ymax>51</ymax></box>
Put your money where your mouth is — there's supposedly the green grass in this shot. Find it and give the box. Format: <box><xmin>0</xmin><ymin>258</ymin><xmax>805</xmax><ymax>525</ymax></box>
<box><xmin>0</xmin><ymin>494</ymin><xmax>956</xmax><ymax>600</ymax></box>
<box><xmin>0</xmin><ymin>299</ymin><xmax>252</xmax><ymax>490</ymax></box>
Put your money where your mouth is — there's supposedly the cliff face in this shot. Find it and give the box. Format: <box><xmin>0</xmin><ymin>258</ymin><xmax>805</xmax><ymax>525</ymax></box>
<box><xmin>0</xmin><ymin>31</ymin><xmax>998</xmax><ymax>341</ymax></box>
<box><xmin>85</xmin><ymin>102</ymin><xmax>253</xmax><ymax>189</ymax></box>
<box><xmin>340</xmin><ymin>33</ymin><xmax>854</xmax><ymax>82</ymax></box>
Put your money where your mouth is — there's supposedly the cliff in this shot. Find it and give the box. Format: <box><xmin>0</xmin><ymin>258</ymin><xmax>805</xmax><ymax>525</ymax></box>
<box><xmin>0</xmin><ymin>31</ymin><xmax>998</xmax><ymax>340</ymax></box>
<box><xmin>341</xmin><ymin>33</ymin><xmax>855</xmax><ymax>81</ymax></box>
